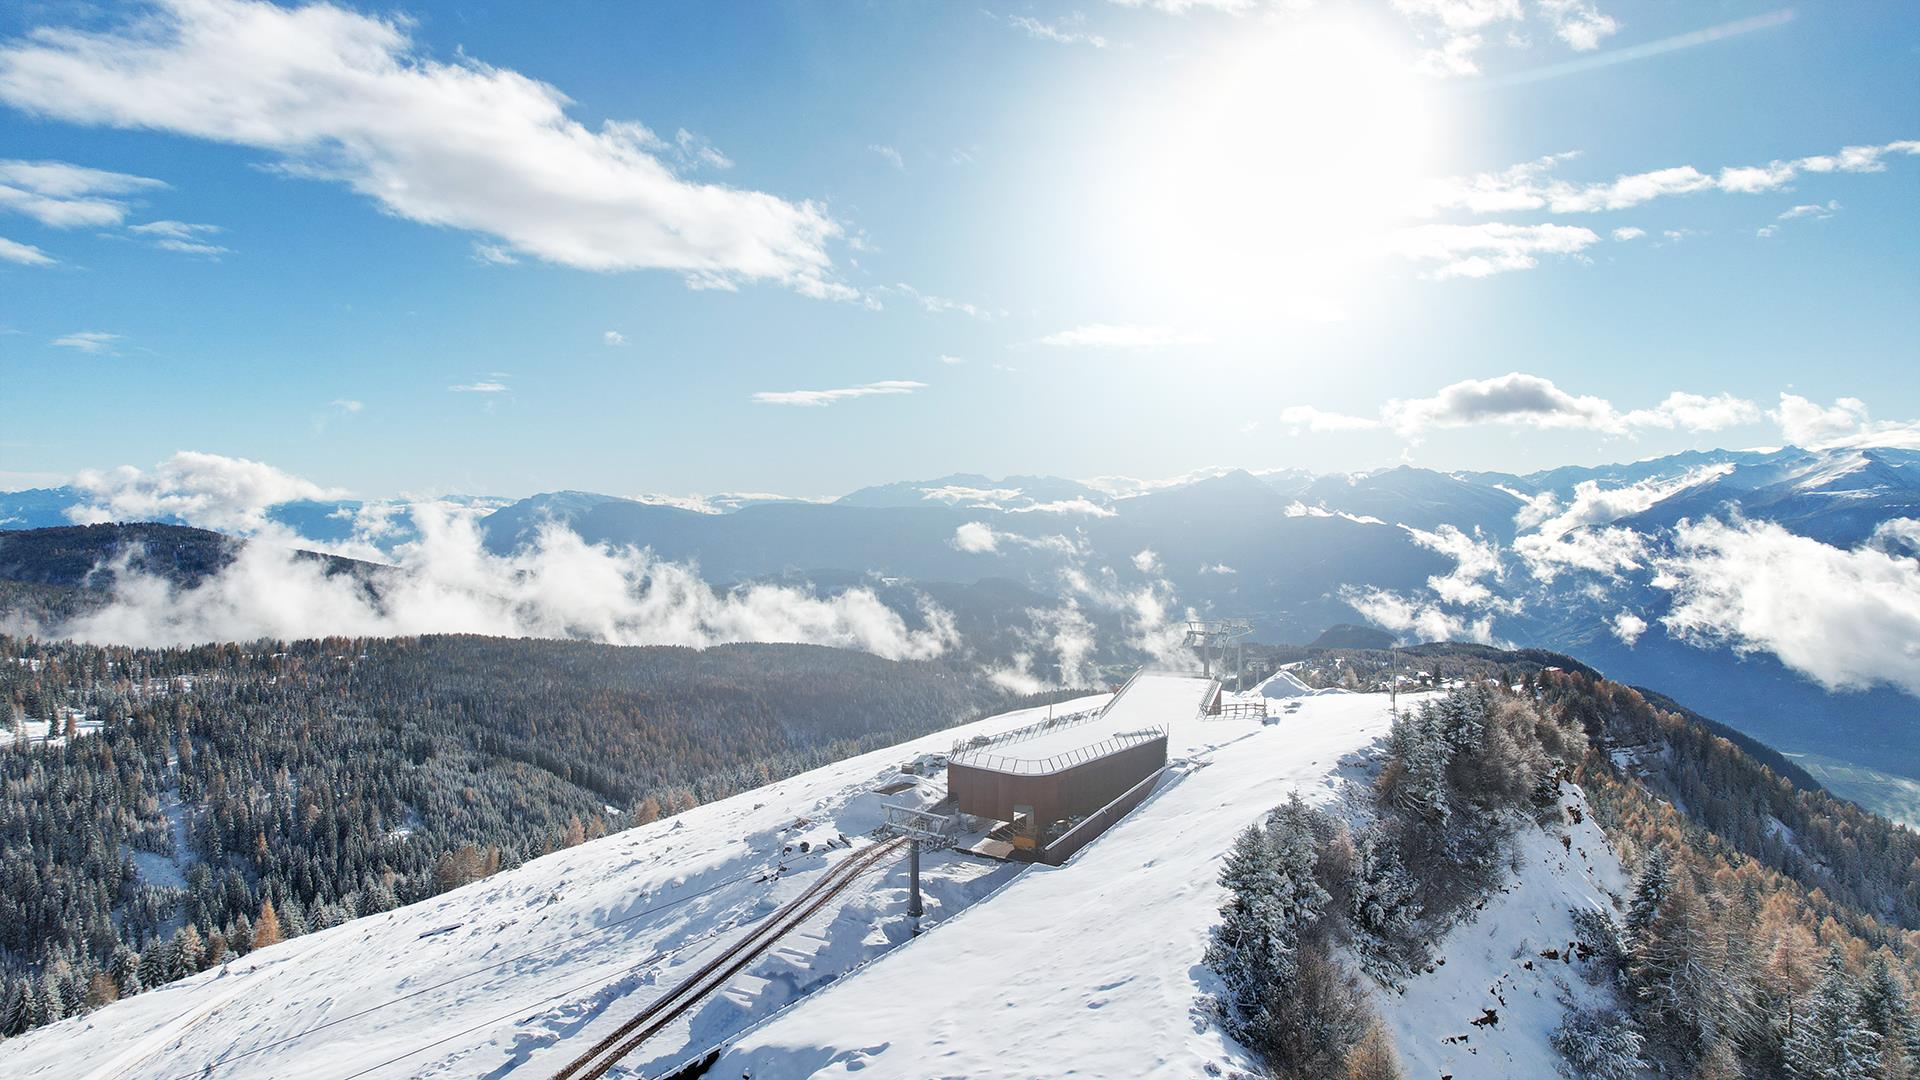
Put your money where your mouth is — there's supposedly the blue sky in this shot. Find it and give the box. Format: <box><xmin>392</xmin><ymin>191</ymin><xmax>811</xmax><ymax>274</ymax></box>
<box><xmin>1</xmin><ymin>0</ymin><xmax>1916</xmax><ymax>500</ymax></box>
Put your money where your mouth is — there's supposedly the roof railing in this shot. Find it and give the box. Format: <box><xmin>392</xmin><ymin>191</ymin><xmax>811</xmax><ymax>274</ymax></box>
<box><xmin>948</xmin><ymin>727</ymin><xmax>1168</xmax><ymax>776</ymax></box>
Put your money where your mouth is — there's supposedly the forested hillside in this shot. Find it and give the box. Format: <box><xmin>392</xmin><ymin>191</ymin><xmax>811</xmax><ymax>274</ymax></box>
<box><xmin>1202</xmin><ymin>669</ymin><xmax>1920</xmax><ymax>1079</ymax></box>
<box><xmin>0</xmin><ymin>634</ymin><xmax>1020</xmax><ymax>1037</ymax></box>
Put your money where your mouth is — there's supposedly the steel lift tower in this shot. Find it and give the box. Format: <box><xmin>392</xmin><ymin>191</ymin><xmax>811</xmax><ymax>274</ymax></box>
<box><xmin>874</xmin><ymin>803</ymin><xmax>954</xmax><ymax>932</ymax></box>
<box><xmin>1184</xmin><ymin>618</ymin><xmax>1254</xmax><ymax>688</ymax></box>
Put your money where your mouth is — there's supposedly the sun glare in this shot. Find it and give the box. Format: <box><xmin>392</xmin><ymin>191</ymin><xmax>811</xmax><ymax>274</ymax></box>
<box><xmin>1100</xmin><ymin>15</ymin><xmax>1443</xmax><ymax>328</ymax></box>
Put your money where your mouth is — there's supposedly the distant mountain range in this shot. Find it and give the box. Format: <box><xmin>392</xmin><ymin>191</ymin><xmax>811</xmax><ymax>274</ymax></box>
<box><xmin>3</xmin><ymin>445</ymin><xmax>1916</xmax><ymax>806</ymax></box>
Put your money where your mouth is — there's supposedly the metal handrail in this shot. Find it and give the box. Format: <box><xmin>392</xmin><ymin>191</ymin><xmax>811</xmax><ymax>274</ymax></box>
<box><xmin>949</xmin><ymin>727</ymin><xmax>1168</xmax><ymax>776</ymax></box>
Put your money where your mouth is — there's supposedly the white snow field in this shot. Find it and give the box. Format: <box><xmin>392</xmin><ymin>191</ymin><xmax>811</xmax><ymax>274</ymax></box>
<box><xmin>2</xmin><ymin>681</ymin><xmax>1628</xmax><ymax>1080</ymax></box>
<box><xmin>0</xmin><ymin>696</ymin><xmax>1101</xmax><ymax>1080</ymax></box>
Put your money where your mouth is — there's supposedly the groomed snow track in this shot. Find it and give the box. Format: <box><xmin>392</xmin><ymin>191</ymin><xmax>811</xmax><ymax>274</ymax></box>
<box><xmin>548</xmin><ymin>836</ymin><xmax>906</xmax><ymax>1080</ymax></box>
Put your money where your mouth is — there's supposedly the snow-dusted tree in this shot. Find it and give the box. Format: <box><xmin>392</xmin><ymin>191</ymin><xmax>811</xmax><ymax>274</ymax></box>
<box><xmin>1783</xmin><ymin>949</ymin><xmax>1881</xmax><ymax>1080</ymax></box>
<box><xmin>1550</xmin><ymin>1006</ymin><xmax>1645</xmax><ymax>1080</ymax></box>
<box><xmin>1348</xmin><ymin>828</ymin><xmax>1422</xmax><ymax>984</ymax></box>
<box><xmin>1206</xmin><ymin>823</ymin><xmax>1292</xmax><ymax>1034</ymax></box>
<box><xmin>1625</xmin><ymin>845</ymin><xmax>1672</xmax><ymax>943</ymax></box>
<box><xmin>1857</xmin><ymin>953</ymin><xmax>1918</xmax><ymax>1075</ymax></box>
<box><xmin>1629</xmin><ymin>872</ymin><xmax>1731</xmax><ymax>1058</ymax></box>
<box><xmin>1570</xmin><ymin>906</ymin><xmax>1627</xmax><ymax>982</ymax></box>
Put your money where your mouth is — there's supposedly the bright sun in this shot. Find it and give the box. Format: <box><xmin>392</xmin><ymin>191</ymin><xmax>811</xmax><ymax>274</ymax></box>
<box><xmin>1096</xmin><ymin>15</ymin><xmax>1444</xmax><ymax>329</ymax></box>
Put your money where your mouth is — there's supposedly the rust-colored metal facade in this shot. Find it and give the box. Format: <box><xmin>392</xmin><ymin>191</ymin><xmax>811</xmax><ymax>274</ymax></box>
<box><xmin>947</xmin><ymin>735</ymin><xmax>1169</xmax><ymax>839</ymax></box>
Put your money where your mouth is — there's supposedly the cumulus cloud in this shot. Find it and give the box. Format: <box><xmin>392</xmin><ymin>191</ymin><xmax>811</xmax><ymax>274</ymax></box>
<box><xmin>1420</xmin><ymin>139</ymin><xmax>1920</xmax><ymax>216</ymax></box>
<box><xmin>952</xmin><ymin>521</ymin><xmax>1000</xmax><ymax>554</ymax></box>
<box><xmin>1385</xmin><ymin>371</ymin><xmax>1615</xmax><ymax>433</ymax></box>
<box><xmin>751</xmin><ymin>380</ymin><xmax>926</xmax><ymax>407</ymax></box>
<box><xmin>53</xmin><ymin>508</ymin><xmax>961</xmax><ymax>660</ymax></box>
<box><xmin>0</xmin><ymin>0</ymin><xmax>848</xmax><ymax>296</ymax></box>
<box><xmin>0</xmin><ymin>158</ymin><xmax>164</xmax><ymax>227</ymax></box>
<box><xmin>602</xmin><ymin>330</ymin><xmax>626</xmax><ymax>347</ymax></box>
<box><xmin>1131</xmin><ymin>548</ymin><xmax>1161</xmax><ymax>574</ymax></box>
<box><xmin>1654</xmin><ymin>518</ymin><xmax>1920</xmax><ymax>697</ymax></box>
<box><xmin>67</xmin><ymin>450</ymin><xmax>343</xmax><ymax>532</ymax></box>
<box><xmin>1611</xmin><ymin>226</ymin><xmax>1645</xmax><ymax>241</ymax></box>
<box><xmin>1385</xmin><ymin>373</ymin><xmax>1759</xmax><ymax>437</ymax></box>
<box><xmin>1392</xmin><ymin>222</ymin><xmax>1600</xmax><ymax>279</ymax></box>
<box><xmin>1033</xmin><ymin>324</ymin><xmax>1209</xmax><ymax>349</ymax></box>
<box><xmin>1767</xmin><ymin>393</ymin><xmax>1920</xmax><ymax>450</ymax></box>
<box><xmin>1392</xmin><ymin>0</ymin><xmax>1522</xmax><ymax>77</ymax></box>
<box><xmin>1621</xmin><ymin>391</ymin><xmax>1762</xmax><ymax>432</ymax></box>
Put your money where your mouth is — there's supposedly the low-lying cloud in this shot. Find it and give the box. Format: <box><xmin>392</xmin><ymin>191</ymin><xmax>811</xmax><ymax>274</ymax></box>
<box><xmin>1654</xmin><ymin>518</ymin><xmax>1920</xmax><ymax>696</ymax></box>
<box><xmin>54</xmin><ymin>507</ymin><xmax>961</xmax><ymax>661</ymax></box>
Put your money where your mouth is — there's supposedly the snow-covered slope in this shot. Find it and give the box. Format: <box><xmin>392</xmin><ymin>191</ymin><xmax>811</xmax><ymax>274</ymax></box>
<box><xmin>5</xmin><ymin>684</ymin><xmax>1629</xmax><ymax>1079</ymax></box>
<box><xmin>0</xmin><ymin>697</ymin><xmax>1104</xmax><ymax>1080</ymax></box>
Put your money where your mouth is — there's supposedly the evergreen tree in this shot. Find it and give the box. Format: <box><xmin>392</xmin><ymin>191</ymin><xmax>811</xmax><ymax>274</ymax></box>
<box><xmin>1551</xmin><ymin>1007</ymin><xmax>1645</xmax><ymax>1080</ymax></box>
<box><xmin>1784</xmin><ymin>949</ymin><xmax>1881</xmax><ymax>1080</ymax></box>
<box><xmin>1206</xmin><ymin>824</ymin><xmax>1291</xmax><ymax>1033</ymax></box>
<box><xmin>1626</xmin><ymin>845</ymin><xmax>1673</xmax><ymax>942</ymax></box>
<box><xmin>1348</xmin><ymin>828</ymin><xmax>1422</xmax><ymax>982</ymax></box>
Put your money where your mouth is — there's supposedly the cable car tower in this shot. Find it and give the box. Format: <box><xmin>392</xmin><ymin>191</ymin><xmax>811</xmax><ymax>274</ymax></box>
<box><xmin>1184</xmin><ymin>618</ymin><xmax>1254</xmax><ymax>688</ymax></box>
<box><xmin>874</xmin><ymin>802</ymin><xmax>955</xmax><ymax>933</ymax></box>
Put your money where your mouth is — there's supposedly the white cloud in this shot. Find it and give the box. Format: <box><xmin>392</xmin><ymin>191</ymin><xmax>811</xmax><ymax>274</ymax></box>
<box><xmin>888</xmin><ymin>283</ymin><xmax>992</xmax><ymax>319</ymax></box>
<box><xmin>1199</xmin><ymin>562</ymin><xmax>1236</xmax><ymax>575</ymax></box>
<box><xmin>952</xmin><ymin>521</ymin><xmax>1000</xmax><ymax>554</ymax></box>
<box><xmin>1131</xmin><ymin>548</ymin><xmax>1161</xmax><ymax>574</ymax></box>
<box><xmin>751</xmin><ymin>380</ymin><xmax>927</xmax><ymax>407</ymax></box>
<box><xmin>52</xmin><ymin>330</ymin><xmax>122</xmax><ymax>354</ymax></box>
<box><xmin>449</xmin><ymin>380</ymin><xmax>509</xmax><ymax>393</ymax></box>
<box><xmin>1610</xmin><ymin>226</ymin><xmax>1644</xmax><ymax>241</ymax></box>
<box><xmin>1386</xmin><ymin>371</ymin><xmax>1615</xmax><ymax>433</ymax></box>
<box><xmin>1391</xmin><ymin>0</ymin><xmax>1522</xmax><ymax>77</ymax></box>
<box><xmin>1767</xmin><ymin>393</ymin><xmax>1920</xmax><ymax>450</ymax></box>
<box><xmin>1276</xmin><ymin>405</ymin><xmax>1383</xmax><ymax>432</ymax></box>
<box><xmin>0</xmin><ymin>236</ymin><xmax>54</xmax><ymax>265</ymax></box>
<box><xmin>1006</xmin><ymin>498</ymin><xmax>1116</xmax><ymax>518</ymax></box>
<box><xmin>66</xmin><ymin>450</ymin><xmax>342</xmax><ymax>532</ymax></box>
<box><xmin>949</xmin><ymin>521</ymin><xmax>1080</xmax><ymax>557</ymax></box>
<box><xmin>603</xmin><ymin>330</ymin><xmax>626</xmax><ymax>347</ymax></box>
<box><xmin>1107</xmin><ymin>0</ymin><xmax>1255</xmax><ymax>13</ymax></box>
<box><xmin>1869</xmin><ymin>518</ymin><xmax>1920</xmax><ymax>557</ymax></box>
<box><xmin>53</xmin><ymin>507</ymin><xmax>962</xmax><ymax>661</ymax></box>
<box><xmin>868</xmin><ymin>144</ymin><xmax>905</xmax><ymax>171</ymax></box>
<box><xmin>1655</xmin><ymin>519</ymin><xmax>1920</xmax><ymax>697</ymax></box>
<box><xmin>0</xmin><ymin>0</ymin><xmax>848</xmax><ymax>296</ymax></box>
<box><xmin>1511</xmin><ymin>464</ymin><xmax>1732</xmax><ymax>581</ymax></box>
<box><xmin>937</xmin><ymin>354</ymin><xmax>964</xmax><ymax>365</ymax></box>
<box><xmin>1610</xmin><ymin>609</ymin><xmax>1647</xmax><ymax>645</ymax></box>
<box><xmin>0</xmin><ymin>158</ymin><xmax>164</xmax><ymax>228</ymax></box>
<box><xmin>128</xmin><ymin>218</ymin><xmax>229</xmax><ymax>255</ymax></box>
<box><xmin>1392</xmin><ymin>222</ymin><xmax>1600</xmax><ymax>278</ymax></box>
<box><xmin>1405</xmin><ymin>523</ymin><xmax>1513</xmax><ymax>609</ymax></box>
<box><xmin>330</xmin><ymin>398</ymin><xmax>362</xmax><ymax>413</ymax></box>
<box><xmin>1778</xmin><ymin>199</ymin><xmax>1840</xmax><ymax>221</ymax></box>
<box><xmin>1621</xmin><ymin>390</ymin><xmax>1762</xmax><ymax>432</ymax></box>
<box><xmin>1421</xmin><ymin>139</ymin><xmax>1920</xmax><ymax>216</ymax></box>
<box><xmin>1003</xmin><ymin>12</ymin><xmax>1109</xmax><ymax>48</ymax></box>
<box><xmin>1343</xmin><ymin>585</ymin><xmax>1495</xmax><ymax>644</ymax></box>
<box><xmin>920</xmin><ymin>485</ymin><xmax>1023</xmax><ymax>506</ymax></box>
<box><xmin>1538</xmin><ymin>0</ymin><xmax>1619</xmax><ymax>51</ymax></box>
<box><xmin>1033</xmin><ymin>323</ymin><xmax>1209</xmax><ymax>349</ymax></box>
<box><xmin>471</xmin><ymin>242</ymin><xmax>517</xmax><ymax>266</ymax></box>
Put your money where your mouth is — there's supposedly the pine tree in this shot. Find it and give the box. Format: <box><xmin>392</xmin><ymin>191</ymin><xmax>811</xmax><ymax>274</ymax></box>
<box><xmin>1550</xmin><ymin>1007</ymin><xmax>1644</xmax><ymax>1080</ymax></box>
<box><xmin>1784</xmin><ymin>948</ymin><xmax>1881</xmax><ymax>1080</ymax></box>
<box><xmin>1349</xmin><ymin>829</ymin><xmax>1421</xmax><ymax>983</ymax></box>
<box><xmin>1626</xmin><ymin>845</ymin><xmax>1673</xmax><ymax>942</ymax></box>
<box><xmin>1858</xmin><ymin>953</ymin><xmax>1917</xmax><ymax>1074</ymax></box>
<box><xmin>1206</xmin><ymin>823</ymin><xmax>1290</xmax><ymax>1032</ymax></box>
<box><xmin>174</xmin><ymin>925</ymin><xmax>205</xmax><ymax>977</ymax></box>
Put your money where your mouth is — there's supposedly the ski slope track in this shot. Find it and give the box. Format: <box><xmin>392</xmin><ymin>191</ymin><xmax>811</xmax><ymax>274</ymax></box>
<box><xmin>0</xmin><ymin>682</ymin><xmax>1628</xmax><ymax>1078</ymax></box>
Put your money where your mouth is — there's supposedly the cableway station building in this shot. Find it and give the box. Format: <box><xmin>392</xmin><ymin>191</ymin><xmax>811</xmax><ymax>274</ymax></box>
<box><xmin>946</xmin><ymin>671</ymin><xmax>1217</xmax><ymax>865</ymax></box>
